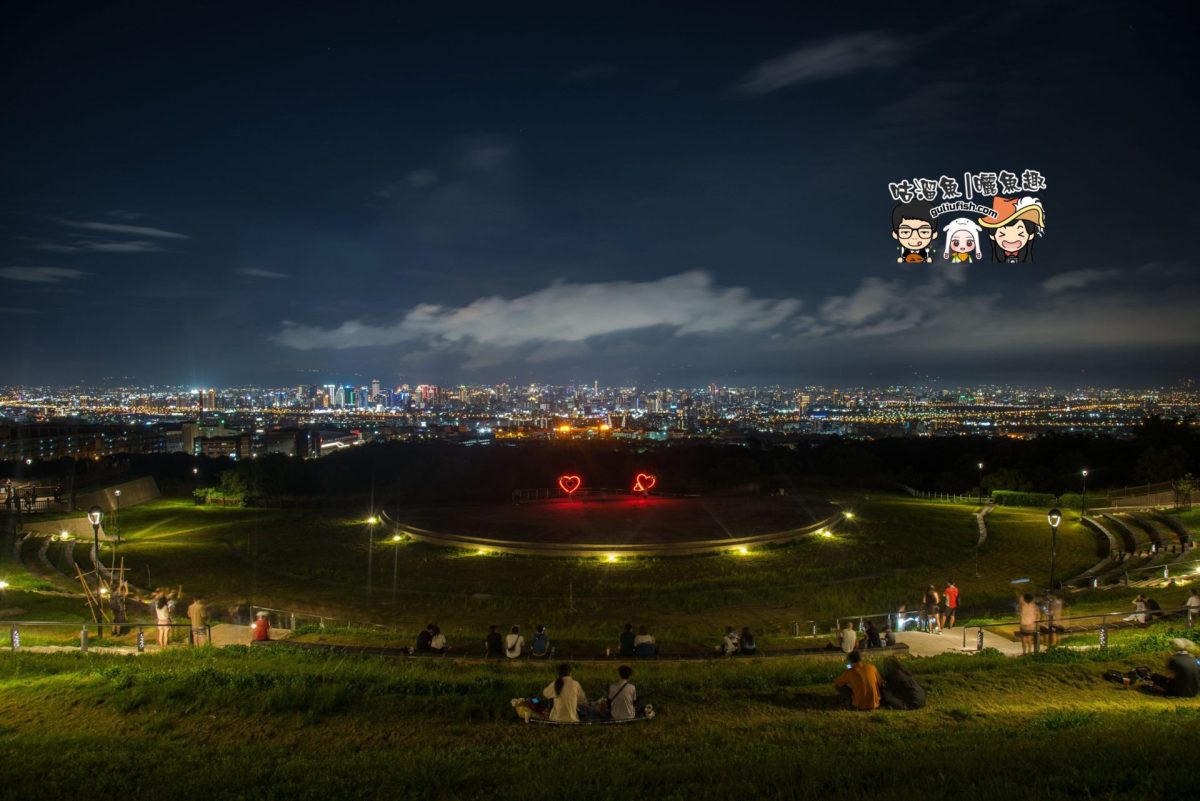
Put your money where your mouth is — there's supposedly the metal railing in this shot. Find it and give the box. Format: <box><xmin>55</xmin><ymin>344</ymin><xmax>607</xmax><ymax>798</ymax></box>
<box><xmin>4</xmin><ymin>620</ymin><xmax>209</xmax><ymax>653</ymax></box>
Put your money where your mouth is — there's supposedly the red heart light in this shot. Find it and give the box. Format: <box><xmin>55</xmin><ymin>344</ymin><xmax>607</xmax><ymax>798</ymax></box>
<box><xmin>633</xmin><ymin>473</ymin><xmax>657</xmax><ymax>493</ymax></box>
<box><xmin>557</xmin><ymin>474</ymin><xmax>582</xmax><ymax>495</ymax></box>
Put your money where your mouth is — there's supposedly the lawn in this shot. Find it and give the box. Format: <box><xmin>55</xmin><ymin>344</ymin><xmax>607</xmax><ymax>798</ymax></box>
<box><xmin>6</xmin><ymin>492</ymin><xmax>1111</xmax><ymax>654</ymax></box>
<box><xmin>0</xmin><ymin>636</ymin><xmax>1197</xmax><ymax>801</ymax></box>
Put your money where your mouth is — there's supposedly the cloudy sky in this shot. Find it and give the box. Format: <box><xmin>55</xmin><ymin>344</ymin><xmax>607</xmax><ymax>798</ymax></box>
<box><xmin>2</xmin><ymin>2</ymin><xmax>1197</xmax><ymax>388</ymax></box>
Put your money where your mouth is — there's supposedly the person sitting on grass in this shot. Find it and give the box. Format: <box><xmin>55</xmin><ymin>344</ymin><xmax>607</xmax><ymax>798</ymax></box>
<box><xmin>429</xmin><ymin>624</ymin><xmax>450</xmax><ymax>655</ymax></box>
<box><xmin>880</xmin><ymin>657</ymin><xmax>926</xmax><ymax>710</ymax></box>
<box><xmin>252</xmin><ymin>610</ymin><xmax>270</xmax><ymax>642</ymax></box>
<box><xmin>882</xmin><ymin>625</ymin><xmax>896</xmax><ymax>648</ymax></box>
<box><xmin>530</xmin><ymin>624</ymin><xmax>551</xmax><ymax>658</ymax></box>
<box><xmin>1126</xmin><ymin>595</ymin><xmax>1148</xmax><ymax>624</ymax></box>
<box><xmin>416</xmin><ymin>624</ymin><xmax>434</xmax><ymax>653</ymax></box>
<box><xmin>504</xmin><ymin>625</ymin><xmax>524</xmax><ymax>658</ymax></box>
<box><xmin>1148</xmin><ymin>639</ymin><xmax>1200</xmax><ymax>698</ymax></box>
<box><xmin>485</xmin><ymin>625</ymin><xmax>503</xmax><ymax>658</ymax></box>
<box><xmin>834</xmin><ymin>650</ymin><xmax>883</xmax><ymax>711</ymax></box>
<box><xmin>864</xmin><ymin>620</ymin><xmax>882</xmax><ymax>649</ymax></box>
<box><xmin>1018</xmin><ymin>593</ymin><xmax>1038</xmax><ymax>655</ymax></box>
<box><xmin>607</xmin><ymin>665</ymin><xmax>638</xmax><ymax>721</ymax></box>
<box><xmin>543</xmin><ymin>663</ymin><xmax>588</xmax><ymax>724</ymax></box>
<box><xmin>739</xmin><ymin>627</ymin><xmax>757</xmax><ymax>656</ymax></box>
<box><xmin>633</xmin><ymin>626</ymin><xmax>658</xmax><ymax>658</ymax></box>
<box><xmin>619</xmin><ymin>623</ymin><xmax>636</xmax><ymax>657</ymax></box>
<box><xmin>717</xmin><ymin>626</ymin><xmax>740</xmax><ymax>656</ymax></box>
<box><xmin>840</xmin><ymin>621</ymin><xmax>859</xmax><ymax>655</ymax></box>
<box><xmin>1145</xmin><ymin>596</ymin><xmax>1163</xmax><ymax>622</ymax></box>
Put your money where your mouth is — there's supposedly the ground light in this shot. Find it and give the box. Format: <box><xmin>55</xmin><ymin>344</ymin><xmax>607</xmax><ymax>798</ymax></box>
<box><xmin>0</xmin><ymin>580</ymin><xmax>8</xmax><ymax>590</ymax></box>
<box><xmin>843</xmin><ymin>511</ymin><xmax>855</xmax><ymax>520</ymax></box>
<box><xmin>60</xmin><ymin>530</ymin><xmax>69</xmax><ymax>541</ymax></box>
<box><xmin>819</xmin><ymin>529</ymin><xmax>833</xmax><ymax>538</ymax></box>
<box><xmin>605</xmin><ymin>553</ymin><xmax>619</xmax><ymax>562</ymax></box>
<box><xmin>736</xmin><ymin>546</ymin><xmax>749</xmax><ymax>555</ymax></box>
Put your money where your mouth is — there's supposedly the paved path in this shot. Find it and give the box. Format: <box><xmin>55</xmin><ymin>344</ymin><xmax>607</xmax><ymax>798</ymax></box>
<box><xmin>895</xmin><ymin>627</ymin><xmax>1024</xmax><ymax>657</ymax></box>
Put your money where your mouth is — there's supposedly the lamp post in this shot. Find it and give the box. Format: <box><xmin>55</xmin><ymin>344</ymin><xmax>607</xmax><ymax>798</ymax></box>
<box><xmin>1080</xmin><ymin>469</ymin><xmax>1089</xmax><ymax>520</ymax></box>
<box><xmin>87</xmin><ymin>506</ymin><xmax>104</xmax><ymax>574</ymax></box>
<box><xmin>366</xmin><ymin>515</ymin><xmax>378</xmax><ymax>598</ymax></box>
<box><xmin>113</xmin><ymin>489</ymin><xmax>122</xmax><ymax>545</ymax></box>
<box><xmin>977</xmin><ymin>462</ymin><xmax>984</xmax><ymax>503</ymax></box>
<box><xmin>1047</xmin><ymin>508</ymin><xmax>1062</xmax><ymax>591</ymax></box>
<box><xmin>391</xmin><ymin>533</ymin><xmax>402</xmax><ymax>607</ymax></box>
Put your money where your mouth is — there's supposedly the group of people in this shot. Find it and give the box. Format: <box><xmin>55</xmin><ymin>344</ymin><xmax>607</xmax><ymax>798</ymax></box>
<box><xmin>716</xmin><ymin>626</ymin><xmax>757</xmax><ymax>656</ymax></box>
<box><xmin>414</xmin><ymin>623</ymin><xmax>451</xmax><ymax>654</ymax></box>
<box><xmin>1126</xmin><ymin>594</ymin><xmax>1165</xmax><ymax>624</ymax></box>
<box><xmin>834</xmin><ymin>651</ymin><xmax>926</xmax><ymax>711</ymax></box>
<box><xmin>830</xmin><ymin>619</ymin><xmax>898</xmax><ymax>652</ymax></box>
<box><xmin>485</xmin><ymin>624</ymin><xmax>553</xmax><ymax>658</ymax></box>
<box><xmin>534</xmin><ymin>663</ymin><xmax>643</xmax><ymax>723</ymax></box>
<box><xmin>147</xmin><ymin>587</ymin><xmax>212</xmax><ymax>647</ymax></box>
<box><xmin>1016</xmin><ymin>591</ymin><xmax>1067</xmax><ymax>653</ymax></box>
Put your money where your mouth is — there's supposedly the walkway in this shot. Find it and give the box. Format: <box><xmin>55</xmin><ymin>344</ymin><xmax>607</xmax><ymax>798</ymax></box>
<box><xmin>895</xmin><ymin>627</ymin><xmax>1024</xmax><ymax>657</ymax></box>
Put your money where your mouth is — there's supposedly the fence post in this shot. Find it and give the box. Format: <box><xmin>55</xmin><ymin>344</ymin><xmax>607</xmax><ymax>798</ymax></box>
<box><xmin>1033</xmin><ymin>628</ymin><xmax>1040</xmax><ymax>654</ymax></box>
<box><xmin>80</xmin><ymin>627</ymin><xmax>89</xmax><ymax>653</ymax></box>
<box><xmin>136</xmin><ymin>627</ymin><xmax>145</xmax><ymax>653</ymax></box>
<box><xmin>206</xmin><ymin>624</ymin><xmax>212</xmax><ymax>645</ymax></box>
<box><xmin>10</xmin><ymin>626</ymin><xmax>18</xmax><ymax>651</ymax></box>
<box><xmin>976</xmin><ymin>628</ymin><xmax>984</xmax><ymax>651</ymax></box>
<box><xmin>290</xmin><ymin>612</ymin><xmax>296</xmax><ymax>630</ymax></box>
<box><xmin>1099</xmin><ymin>625</ymin><xmax>1108</xmax><ymax>649</ymax></box>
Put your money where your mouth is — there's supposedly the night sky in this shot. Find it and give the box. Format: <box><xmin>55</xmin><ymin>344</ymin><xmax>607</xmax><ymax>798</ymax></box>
<box><xmin>2</xmin><ymin>2</ymin><xmax>1197</xmax><ymax>388</ymax></box>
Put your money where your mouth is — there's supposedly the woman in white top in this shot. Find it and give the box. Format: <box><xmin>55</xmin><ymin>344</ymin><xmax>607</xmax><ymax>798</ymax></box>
<box><xmin>505</xmin><ymin>625</ymin><xmax>525</xmax><ymax>658</ymax></box>
<box><xmin>429</xmin><ymin>624</ymin><xmax>449</xmax><ymax>654</ymax></box>
<box><xmin>153</xmin><ymin>591</ymin><xmax>175</xmax><ymax>648</ymax></box>
<box><xmin>543</xmin><ymin>663</ymin><xmax>587</xmax><ymax>723</ymax></box>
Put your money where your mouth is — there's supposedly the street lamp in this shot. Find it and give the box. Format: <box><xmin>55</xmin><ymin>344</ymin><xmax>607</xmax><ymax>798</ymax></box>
<box><xmin>391</xmin><ymin>533</ymin><xmax>403</xmax><ymax>607</ymax></box>
<box><xmin>87</xmin><ymin>505</ymin><xmax>104</xmax><ymax>569</ymax></box>
<box><xmin>977</xmin><ymin>462</ymin><xmax>984</xmax><ymax>502</ymax></box>
<box><xmin>366</xmin><ymin>515</ymin><xmax>378</xmax><ymax>597</ymax></box>
<box><xmin>1047</xmin><ymin>508</ymin><xmax>1062</xmax><ymax>591</ymax></box>
<box><xmin>114</xmin><ymin>489</ymin><xmax>122</xmax><ymax>545</ymax></box>
<box><xmin>1080</xmin><ymin>469</ymin><xmax>1089</xmax><ymax>520</ymax></box>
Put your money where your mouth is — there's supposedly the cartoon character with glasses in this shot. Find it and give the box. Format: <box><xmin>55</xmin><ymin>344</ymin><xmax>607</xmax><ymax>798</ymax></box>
<box><xmin>891</xmin><ymin>201</ymin><xmax>937</xmax><ymax>263</ymax></box>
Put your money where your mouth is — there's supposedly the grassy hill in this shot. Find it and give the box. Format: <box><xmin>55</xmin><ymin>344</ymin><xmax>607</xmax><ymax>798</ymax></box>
<box><xmin>0</xmin><ymin>635</ymin><xmax>1197</xmax><ymax>801</ymax></box>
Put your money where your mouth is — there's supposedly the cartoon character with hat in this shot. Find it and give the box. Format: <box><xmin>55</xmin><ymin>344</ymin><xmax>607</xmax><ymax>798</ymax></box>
<box><xmin>979</xmin><ymin>196</ymin><xmax>1045</xmax><ymax>263</ymax></box>
<box><xmin>891</xmin><ymin>200</ymin><xmax>937</xmax><ymax>263</ymax></box>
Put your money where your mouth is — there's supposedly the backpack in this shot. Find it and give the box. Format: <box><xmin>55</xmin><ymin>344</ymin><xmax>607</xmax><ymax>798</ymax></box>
<box><xmin>882</xmin><ymin>664</ymin><xmax>926</xmax><ymax>710</ymax></box>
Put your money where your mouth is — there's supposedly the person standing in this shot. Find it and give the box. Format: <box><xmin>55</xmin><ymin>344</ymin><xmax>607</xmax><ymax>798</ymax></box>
<box><xmin>109</xmin><ymin>582</ymin><xmax>128</xmax><ymax>636</ymax></box>
<box><xmin>153</xmin><ymin>590</ymin><xmax>176</xmax><ymax>649</ymax></box>
<box><xmin>1017</xmin><ymin>593</ymin><xmax>1038</xmax><ymax>655</ymax></box>
<box><xmin>943</xmin><ymin>580</ymin><xmax>960</xmax><ymax>629</ymax></box>
<box><xmin>1044</xmin><ymin>593</ymin><xmax>1064</xmax><ymax>646</ymax></box>
<box><xmin>543</xmin><ymin>663</ymin><xmax>588</xmax><ymax>724</ymax></box>
<box><xmin>187</xmin><ymin>594</ymin><xmax>210</xmax><ymax>646</ymax></box>
<box><xmin>923</xmin><ymin>585</ymin><xmax>941</xmax><ymax>633</ymax></box>
<box><xmin>1186</xmin><ymin>588</ymin><xmax>1200</xmax><ymax>629</ymax></box>
<box><xmin>607</xmin><ymin>665</ymin><xmax>638</xmax><ymax>721</ymax></box>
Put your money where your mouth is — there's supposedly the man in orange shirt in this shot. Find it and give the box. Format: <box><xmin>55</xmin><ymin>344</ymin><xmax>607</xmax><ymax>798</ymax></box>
<box><xmin>834</xmin><ymin>650</ymin><xmax>883</xmax><ymax>710</ymax></box>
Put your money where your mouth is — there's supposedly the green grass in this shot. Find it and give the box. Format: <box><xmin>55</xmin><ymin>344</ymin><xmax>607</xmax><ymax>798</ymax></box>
<box><xmin>14</xmin><ymin>493</ymin><xmax>1111</xmax><ymax>652</ymax></box>
<box><xmin>0</xmin><ymin>639</ymin><xmax>1197</xmax><ymax>800</ymax></box>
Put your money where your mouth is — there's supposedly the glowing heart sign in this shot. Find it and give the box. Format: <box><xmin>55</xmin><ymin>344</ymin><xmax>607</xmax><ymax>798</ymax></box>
<box><xmin>557</xmin><ymin>474</ymin><xmax>582</xmax><ymax>495</ymax></box>
<box><xmin>633</xmin><ymin>473</ymin><xmax>657</xmax><ymax>493</ymax></box>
